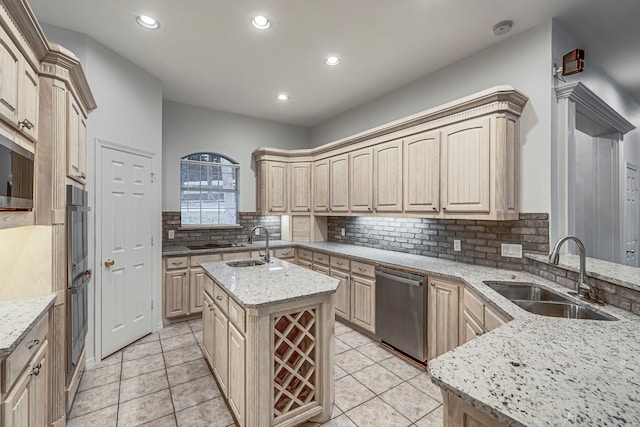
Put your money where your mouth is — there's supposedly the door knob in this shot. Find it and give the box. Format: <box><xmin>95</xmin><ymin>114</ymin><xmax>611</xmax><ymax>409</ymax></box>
<box><xmin>104</xmin><ymin>259</ymin><xmax>115</xmax><ymax>267</ymax></box>
<box><xmin>627</xmin><ymin>249</ymin><xmax>636</xmax><ymax>254</ymax></box>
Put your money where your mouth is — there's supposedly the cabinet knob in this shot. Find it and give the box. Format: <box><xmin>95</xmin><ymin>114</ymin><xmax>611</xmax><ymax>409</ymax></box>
<box><xmin>104</xmin><ymin>259</ymin><xmax>115</xmax><ymax>267</ymax></box>
<box><xmin>430</xmin><ymin>282</ymin><xmax>436</xmax><ymax>287</ymax></box>
<box><xmin>432</xmin><ymin>207</ymin><xmax>437</xmax><ymax>211</ymax></box>
<box><xmin>216</xmin><ymin>295</ymin><xmax>223</xmax><ymax>301</ymax></box>
<box><xmin>326</xmin><ymin>208</ymin><xmax>329</xmax><ymax>212</ymax></box>
<box><xmin>475</xmin><ymin>331</ymin><xmax>483</xmax><ymax>337</ymax></box>
<box><xmin>18</xmin><ymin>119</ymin><xmax>34</xmax><ymax>130</ymax></box>
<box><xmin>30</xmin><ymin>363</ymin><xmax>42</xmax><ymax>376</ymax></box>
<box><xmin>26</xmin><ymin>339</ymin><xmax>40</xmax><ymax>350</ymax></box>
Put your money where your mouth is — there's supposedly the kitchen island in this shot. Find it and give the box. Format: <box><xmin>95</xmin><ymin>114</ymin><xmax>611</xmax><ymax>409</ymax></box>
<box><xmin>200</xmin><ymin>257</ymin><xmax>339</xmax><ymax>427</ymax></box>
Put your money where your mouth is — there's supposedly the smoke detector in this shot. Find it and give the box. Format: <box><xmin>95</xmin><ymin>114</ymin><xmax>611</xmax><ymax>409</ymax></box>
<box><xmin>493</xmin><ymin>20</ymin><xmax>513</xmax><ymax>36</ymax></box>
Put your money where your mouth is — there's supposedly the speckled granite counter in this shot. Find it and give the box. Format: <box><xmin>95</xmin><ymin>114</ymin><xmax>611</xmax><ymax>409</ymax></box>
<box><xmin>201</xmin><ymin>258</ymin><xmax>339</xmax><ymax>308</ymax></box>
<box><xmin>0</xmin><ymin>295</ymin><xmax>56</xmax><ymax>357</ymax></box>
<box><xmin>162</xmin><ymin>240</ymin><xmax>294</xmax><ymax>257</ymax></box>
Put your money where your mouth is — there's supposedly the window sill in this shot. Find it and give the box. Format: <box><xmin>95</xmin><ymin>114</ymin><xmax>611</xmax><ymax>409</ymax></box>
<box><xmin>178</xmin><ymin>224</ymin><xmax>243</xmax><ymax>231</ymax></box>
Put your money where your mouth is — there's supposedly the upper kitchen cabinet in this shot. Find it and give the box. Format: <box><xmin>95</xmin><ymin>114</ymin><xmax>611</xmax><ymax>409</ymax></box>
<box><xmin>289</xmin><ymin>161</ymin><xmax>311</xmax><ymax>212</ymax></box>
<box><xmin>256</xmin><ymin>160</ymin><xmax>288</xmax><ymax>214</ymax></box>
<box><xmin>253</xmin><ymin>86</ymin><xmax>527</xmax><ymax>221</ymax></box>
<box><xmin>67</xmin><ymin>93</ymin><xmax>88</xmax><ymax>183</ymax></box>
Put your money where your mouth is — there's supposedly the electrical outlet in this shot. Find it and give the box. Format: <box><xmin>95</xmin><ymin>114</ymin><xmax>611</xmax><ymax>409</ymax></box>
<box><xmin>168</xmin><ymin>230</ymin><xmax>175</xmax><ymax>239</ymax></box>
<box><xmin>501</xmin><ymin>243</ymin><xmax>523</xmax><ymax>258</ymax></box>
<box><xmin>340</xmin><ymin>228</ymin><xmax>346</xmax><ymax>237</ymax></box>
<box><xmin>454</xmin><ymin>240</ymin><xmax>461</xmax><ymax>251</ymax></box>
<box><xmin>255</xmin><ymin>228</ymin><xmax>260</xmax><ymax>235</ymax></box>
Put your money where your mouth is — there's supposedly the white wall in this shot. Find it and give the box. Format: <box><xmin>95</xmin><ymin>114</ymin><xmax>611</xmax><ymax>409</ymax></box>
<box><xmin>41</xmin><ymin>24</ymin><xmax>164</xmax><ymax>367</ymax></box>
<box><xmin>162</xmin><ymin>101</ymin><xmax>309</xmax><ymax>212</ymax></box>
<box><xmin>310</xmin><ymin>23</ymin><xmax>554</xmax><ymax>214</ymax></box>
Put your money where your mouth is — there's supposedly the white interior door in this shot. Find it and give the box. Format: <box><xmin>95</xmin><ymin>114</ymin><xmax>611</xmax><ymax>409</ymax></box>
<box><xmin>101</xmin><ymin>146</ymin><xmax>153</xmax><ymax>357</ymax></box>
<box><xmin>625</xmin><ymin>163</ymin><xmax>639</xmax><ymax>267</ymax></box>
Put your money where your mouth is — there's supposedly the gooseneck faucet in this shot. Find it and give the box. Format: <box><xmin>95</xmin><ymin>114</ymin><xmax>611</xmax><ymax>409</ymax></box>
<box><xmin>248</xmin><ymin>226</ymin><xmax>270</xmax><ymax>263</ymax></box>
<box><xmin>549</xmin><ymin>235</ymin><xmax>603</xmax><ymax>304</ymax></box>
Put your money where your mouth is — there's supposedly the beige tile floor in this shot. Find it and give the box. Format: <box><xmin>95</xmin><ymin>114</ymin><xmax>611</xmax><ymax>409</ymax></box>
<box><xmin>68</xmin><ymin>319</ymin><xmax>443</xmax><ymax>427</ymax></box>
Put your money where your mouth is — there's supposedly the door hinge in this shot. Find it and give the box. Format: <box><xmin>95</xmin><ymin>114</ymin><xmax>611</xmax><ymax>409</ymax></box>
<box><xmin>151</xmin><ymin>299</ymin><xmax>154</xmax><ymax>310</ymax></box>
<box><xmin>150</xmin><ymin>172</ymin><xmax>157</xmax><ymax>183</ymax></box>
<box><xmin>151</xmin><ymin>236</ymin><xmax>154</xmax><ymax>246</ymax></box>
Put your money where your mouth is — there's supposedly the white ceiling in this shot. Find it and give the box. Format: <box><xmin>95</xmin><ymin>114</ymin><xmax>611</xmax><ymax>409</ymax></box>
<box><xmin>26</xmin><ymin>0</ymin><xmax>639</xmax><ymax>127</ymax></box>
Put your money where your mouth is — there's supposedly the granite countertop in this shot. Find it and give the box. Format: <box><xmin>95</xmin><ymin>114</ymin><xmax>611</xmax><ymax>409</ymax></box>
<box><xmin>201</xmin><ymin>258</ymin><xmax>339</xmax><ymax>308</ymax></box>
<box><xmin>162</xmin><ymin>240</ymin><xmax>294</xmax><ymax>256</ymax></box>
<box><xmin>0</xmin><ymin>295</ymin><xmax>56</xmax><ymax>357</ymax></box>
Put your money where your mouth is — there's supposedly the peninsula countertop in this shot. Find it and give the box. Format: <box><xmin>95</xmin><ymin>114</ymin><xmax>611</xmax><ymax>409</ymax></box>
<box><xmin>0</xmin><ymin>295</ymin><xmax>56</xmax><ymax>357</ymax></box>
<box><xmin>201</xmin><ymin>258</ymin><xmax>339</xmax><ymax>308</ymax></box>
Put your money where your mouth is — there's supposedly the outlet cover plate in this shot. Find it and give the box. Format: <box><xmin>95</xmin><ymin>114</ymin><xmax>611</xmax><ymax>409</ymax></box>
<box><xmin>168</xmin><ymin>230</ymin><xmax>175</xmax><ymax>239</ymax></box>
<box><xmin>454</xmin><ymin>240</ymin><xmax>461</xmax><ymax>251</ymax></box>
<box><xmin>501</xmin><ymin>243</ymin><xmax>523</xmax><ymax>258</ymax></box>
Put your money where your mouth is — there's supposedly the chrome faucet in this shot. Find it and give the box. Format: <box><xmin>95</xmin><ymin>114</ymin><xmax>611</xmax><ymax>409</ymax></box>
<box><xmin>248</xmin><ymin>226</ymin><xmax>270</xmax><ymax>263</ymax></box>
<box><xmin>549</xmin><ymin>235</ymin><xmax>603</xmax><ymax>304</ymax></box>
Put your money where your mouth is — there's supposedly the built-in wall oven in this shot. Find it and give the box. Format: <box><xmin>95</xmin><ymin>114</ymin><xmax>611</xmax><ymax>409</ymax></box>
<box><xmin>66</xmin><ymin>185</ymin><xmax>91</xmax><ymax>384</ymax></box>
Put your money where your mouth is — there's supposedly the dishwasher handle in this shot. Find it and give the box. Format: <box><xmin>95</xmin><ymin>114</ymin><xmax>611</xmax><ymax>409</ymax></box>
<box><xmin>375</xmin><ymin>269</ymin><xmax>424</xmax><ymax>287</ymax></box>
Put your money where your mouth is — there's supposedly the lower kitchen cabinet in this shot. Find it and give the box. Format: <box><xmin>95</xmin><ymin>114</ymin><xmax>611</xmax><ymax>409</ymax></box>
<box><xmin>228</xmin><ymin>323</ymin><xmax>246</xmax><ymax>425</ymax></box>
<box><xmin>350</xmin><ymin>274</ymin><xmax>375</xmax><ymax>333</ymax></box>
<box><xmin>460</xmin><ymin>287</ymin><xmax>510</xmax><ymax>345</ymax></box>
<box><xmin>189</xmin><ymin>267</ymin><xmax>210</xmax><ymax>313</ymax></box>
<box><xmin>461</xmin><ymin>310</ymin><xmax>485</xmax><ymax>344</ymax></box>
<box><xmin>164</xmin><ymin>270</ymin><xmax>189</xmax><ymax>318</ymax></box>
<box><xmin>212</xmin><ymin>307</ymin><xmax>229</xmax><ymax>396</ymax></box>
<box><xmin>427</xmin><ymin>276</ymin><xmax>461</xmax><ymax>360</ymax></box>
<box><xmin>330</xmin><ymin>269</ymin><xmax>350</xmax><ymax>319</ymax></box>
<box><xmin>202</xmin><ymin>293</ymin><xmax>214</xmax><ymax>365</ymax></box>
<box><xmin>443</xmin><ymin>391</ymin><xmax>507</xmax><ymax>427</ymax></box>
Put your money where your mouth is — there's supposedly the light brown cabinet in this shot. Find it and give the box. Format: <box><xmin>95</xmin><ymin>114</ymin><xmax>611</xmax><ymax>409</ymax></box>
<box><xmin>290</xmin><ymin>161</ymin><xmax>312</xmax><ymax>212</ymax></box>
<box><xmin>374</xmin><ymin>140</ymin><xmax>403</xmax><ymax>212</ymax></box>
<box><xmin>212</xmin><ymin>305</ymin><xmax>229</xmax><ymax>396</ymax></box>
<box><xmin>202</xmin><ymin>293</ymin><xmax>214</xmax><ymax>365</ymax></box>
<box><xmin>330</xmin><ymin>268</ymin><xmax>350</xmax><ymax>319</ymax></box>
<box><xmin>18</xmin><ymin>62</ymin><xmax>38</xmax><ymax>141</ymax></box>
<box><xmin>189</xmin><ymin>268</ymin><xmax>210</xmax><ymax>314</ymax></box>
<box><xmin>427</xmin><ymin>276</ymin><xmax>461</xmax><ymax>360</ymax></box>
<box><xmin>350</xmin><ymin>273</ymin><xmax>375</xmax><ymax>333</ymax></box>
<box><xmin>67</xmin><ymin>94</ymin><xmax>88</xmax><ymax>183</ymax></box>
<box><xmin>404</xmin><ymin>131</ymin><xmax>440</xmax><ymax>213</ymax></box>
<box><xmin>349</xmin><ymin>148</ymin><xmax>373</xmax><ymax>213</ymax></box>
<box><xmin>164</xmin><ymin>269</ymin><xmax>189</xmax><ymax>318</ymax></box>
<box><xmin>256</xmin><ymin>160</ymin><xmax>288</xmax><ymax>214</ymax></box>
<box><xmin>228</xmin><ymin>322</ymin><xmax>246</xmax><ymax>425</ymax></box>
<box><xmin>313</xmin><ymin>158</ymin><xmax>330</xmax><ymax>213</ymax></box>
<box><xmin>330</xmin><ymin>154</ymin><xmax>350</xmax><ymax>212</ymax></box>
<box><xmin>444</xmin><ymin>391</ymin><xmax>508</xmax><ymax>427</ymax></box>
<box><xmin>460</xmin><ymin>287</ymin><xmax>509</xmax><ymax>345</ymax></box>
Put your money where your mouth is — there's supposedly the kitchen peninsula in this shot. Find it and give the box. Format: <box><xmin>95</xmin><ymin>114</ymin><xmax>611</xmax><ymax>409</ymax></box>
<box><xmin>200</xmin><ymin>258</ymin><xmax>339</xmax><ymax>427</ymax></box>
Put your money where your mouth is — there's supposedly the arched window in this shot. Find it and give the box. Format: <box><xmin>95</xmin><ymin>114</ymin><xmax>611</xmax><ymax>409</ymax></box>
<box><xmin>180</xmin><ymin>152</ymin><xmax>239</xmax><ymax>226</ymax></box>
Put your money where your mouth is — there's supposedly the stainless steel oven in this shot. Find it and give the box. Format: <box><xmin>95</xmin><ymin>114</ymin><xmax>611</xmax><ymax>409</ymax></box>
<box><xmin>66</xmin><ymin>185</ymin><xmax>91</xmax><ymax>384</ymax></box>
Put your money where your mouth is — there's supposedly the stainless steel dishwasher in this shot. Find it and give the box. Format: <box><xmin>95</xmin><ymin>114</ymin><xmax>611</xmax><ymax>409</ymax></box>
<box><xmin>375</xmin><ymin>267</ymin><xmax>427</xmax><ymax>362</ymax></box>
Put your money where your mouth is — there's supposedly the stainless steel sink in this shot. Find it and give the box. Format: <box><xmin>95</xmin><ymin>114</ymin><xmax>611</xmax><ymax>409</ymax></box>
<box><xmin>483</xmin><ymin>281</ymin><xmax>617</xmax><ymax>321</ymax></box>
<box><xmin>484</xmin><ymin>281</ymin><xmax>571</xmax><ymax>302</ymax></box>
<box><xmin>513</xmin><ymin>301</ymin><xmax>616</xmax><ymax>321</ymax></box>
<box><xmin>226</xmin><ymin>259</ymin><xmax>265</xmax><ymax>268</ymax></box>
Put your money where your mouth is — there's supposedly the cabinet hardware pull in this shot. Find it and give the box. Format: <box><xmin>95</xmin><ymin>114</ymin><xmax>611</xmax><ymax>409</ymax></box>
<box><xmin>18</xmin><ymin>118</ymin><xmax>34</xmax><ymax>130</ymax></box>
<box><xmin>27</xmin><ymin>339</ymin><xmax>40</xmax><ymax>350</ymax></box>
<box><xmin>216</xmin><ymin>296</ymin><xmax>223</xmax><ymax>301</ymax></box>
<box><xmin>104</xmin><ymin>259</ymin><xmax>115</xmax><ymax>267</ymax></box>
<box><xmin>430</xmin><ymin>282</ymin><xmax>436</xmax><ymax>287</ymax></box>
<box><xmin>326</xmin><ymin>208</ymin><xmax>329</xmax><ymax>212</ymax></box>
<box><xmin>30</xmin><ymin>363</ymin><xmax>41</xmax><ymax>376</ymax></box>
<box><xmin>172</xmin><ymin>262</ymin><xmax>182</xmax><ymax>265</ymax></box>
<box><xmin>432</xmin><ymin>207</ymin><xmax>437</xmax><ymax>211</ymax></box>
<box><xmin>475</xmin><ymin>331</ymin><xmax>483</xmax><ymax>337</ymax></box>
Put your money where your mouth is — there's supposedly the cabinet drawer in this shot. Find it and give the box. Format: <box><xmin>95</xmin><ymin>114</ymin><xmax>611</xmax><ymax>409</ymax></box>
<box><xmin>228</xmin><ymin>298</ymin><xmax>246</xmax><ymax>333</ymax></box>
<box><xmin>297</xmin><ymin>248</ymin><xmax>313</xmax><ymax>261</ymax></box>
<box><xmin>222</xmin><ymin>251</ymin><xmax>251</xmax><ymax>261</ymax></box>
<box><xmin>297</xmin><ymin>259</ymin><xmax>313</xmax><ymax>270</ymax></box>
<box><xmin>464</xmin><ymin>288</ymin><xmax>485</xmax><ymax>324</ymax></box>
<box><xmin>213</xmin><ymin>283</ymin><xmax>229</xmax><ymax>314</ymax></box>
<box><xmin>2</xmin><ymin>313</ymin><xmax>48</xmax><ymax>393</ymax></box>
<box><xmin>313</xmin><ymin>265</ymin><xmax>330</xmax><ymax>276</ymax></box>
<box><xmin>312</xmin><ymin>252</ymin><xmax>329</xmax><ymax>266</ymax></box>
<box><xmin>330</xmin><ymin>256</ymin><xmax>350</xmax><ymax>271</ymax></box>
<box><xmin>351</xmin><ymin>261</ymin><xmax>375</xmax><ymax>278</ymax></box>
<box><xmin>166</xmin><ymin>256</ymin><xmax>188</xmax><ymax>269</ymax></box>
<box><xmin>191</xmin><ymin>253</ymin><xmax>222</xmax><ymax>266</ymax></box>
<box><xmin>274</xmin><ymin>247</ymin><xmax>295</xmax><ymax>259</ymax></box>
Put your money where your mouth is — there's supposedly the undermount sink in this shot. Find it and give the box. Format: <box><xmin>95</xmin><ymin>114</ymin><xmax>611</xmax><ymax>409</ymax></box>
<box><xmin>483</xmin><ymin>281</ymin><xmax>617</xmax><ymax>321</ymax></box>
<box><xmin>226</xmin><ymin>259</ymin><xmax>265</xmax><ymax>268</ymax></box>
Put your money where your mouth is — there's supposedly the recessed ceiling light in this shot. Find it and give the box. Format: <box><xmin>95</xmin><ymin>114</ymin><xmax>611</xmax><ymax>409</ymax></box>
<box><xmin>493</xmin><ymin>20</ymin><xmax>513</xmax><ymax>36</ymax></box>
<box><xmin>325</xmin><ymin>56</ymin><xmax>341</xmax><ymax>66</ymax></box>
<box><xmin>136</xmin><ymin>15</ymin><xmax>160</xmax><ymax>30</ymax></box>
<box><xmin>251</xmin><ymin>15</ymin><xmax>271</xmax><ymax>30</ymax></box>
<box><xmin>277</xmin><ymin>93</ymin><xmax>289</xmax><ymax>101</ymax></box>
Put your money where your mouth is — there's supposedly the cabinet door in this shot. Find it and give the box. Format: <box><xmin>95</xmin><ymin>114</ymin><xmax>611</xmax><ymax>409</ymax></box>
<box><xmin>330</xmin><ymin>154</ymin><xmax>349</xmax><ymax>212</ymax></box>
<box><xmin>256</xmin><ymin>161</ymin><xmax>267</xmax><ymax>214</ymax></box>
<box><xmin>461</xmin><ymin>310</ymin><xmax>484</xmax><ymax>345</ymax></box>
<box><xmin>18</xmin><ymin>62</ymin><xmax>38</xmax><ymax>140</ymax></box>
<box><xmin>0</xmin><ymin>30</ymin><xmax>20</xmax><ymax>122</ymax></box>
<box><xmin>67</xmin><ymin>95</ymin><xmax>86</xmax><ymax>182</ymax></box>
<box><xmin>313</xmin><ymin>159</ymin><xmax>330</xmax><ymax>213</ymax></box>
<box><xmin>3</xmin><ymin>361</ymin><xmax>31</xmax><ymax>427</ymax></box>
<box><xmin>213</xmin><ymin>307</ymin><xmax>229</xmax><ymax>397</ymax></box>
<box><xmin>350</xmin><ymin>148</ymin><xmax>373</xmax><ymax>212</ymax></box>
<box><xmin>484</xmin><ymin>305</ymin><xmax>508</xmax><ymax>332</ymax></box>
<box><xmin>374</xmin><ymin>140</ymin><xmax>403</xmax><ymax>212</ymax></box>
<box><xmin>164</xmin><ymin>270</ymin><xmax>189</xmax><ymax>318</ymax></box>
<box><xmin>427</xmin><ymin>277</ymin><xmax>460</xmax><ymax>360</ymax></box>
<box><xmin>312</xmin><ymin>264</ymin><xmax>330</xmax><ymax>276</ymax></box>
<box><xmin>267</xmin><ymin>161</ymin><xmax>288</xmax><ymax>213</ymax></box>
<box><xmin>202</xmin><ymin>293</ymin><xmax>214</xmax><ymax>366</ymax></box>
<box><xmin>330</xmin><ymin>269</ymin><xmax>350</xmax><ymax>320</ymax></box>
<box><xmin>404</xmin><ymin>132</ymin><xmax>440</xmax><ymax>213</ymax></box>
<box><xmin>441</xmin><ymin>118</ymin><xmax>491</xmax><ymax>213</ymax></box>
<box><xmin>290</xmin><ymin>162</ymin><xmax>311</xmax><ymax>212</ymax></box>
<box><xmin>189</xmin><ymin>268</ymin><xmax>211</xmax><ymax>314</ymax></box>
<box><xmin>228</xmin><ymin>323</ymin><xmax>246</xmax><ymax>426</ymax></box>
<box><xmin>350</xmin><ymin>275</ymin><xmax>375</xmax><ymax>333</ymax></box>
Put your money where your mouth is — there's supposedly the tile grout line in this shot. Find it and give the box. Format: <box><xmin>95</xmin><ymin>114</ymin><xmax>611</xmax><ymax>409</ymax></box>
<box><xmin>116</xmin><ymin>352</ymin><xmax>123</xmax><ymax>426</ymax></box>
<box><xmin>159</xmin><ymin>328</ymin><xmax>180</xmax><ymax>426</ymax></box>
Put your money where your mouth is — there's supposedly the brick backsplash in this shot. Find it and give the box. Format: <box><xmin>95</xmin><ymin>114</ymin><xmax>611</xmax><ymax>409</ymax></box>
<box><xmin>526</xmin><ymin>257</ymin><xmax>640</xmax><ymax>315</ymax></box>
<box><xmin>162</xmin><ymin>211</ymin><xmax>281</xmax><ymax>248</ymax></box>
<box><xmin>327</xmin><ymin>213</ymin><xmax>550</xmax><ymax>271</ymax></box>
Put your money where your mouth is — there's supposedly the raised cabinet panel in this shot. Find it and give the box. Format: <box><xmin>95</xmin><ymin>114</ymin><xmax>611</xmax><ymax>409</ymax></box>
<box><xmin>18</xmin><ymin>63</ymin><xmax>38</xmax><ymax>140</ymax></box>
<box><xmin>441</xmin><ymin>118</ymin><xmax>491</xmax><ymax>213</ymax></box>
<box><xmin>404</xmin><ymin>132</ymin><xmax>440</xmax><ymax>213</ymax></box>
<box><xmin>374</xmin><ymin>140</ymin><xmax>403</xmax><ymax>212</ymax></box>
<box><xmin>202</xmin><ymin>293</ymin><xmax>214</xmax><ymax>366</ymax></box>
<box><xmin>461</xmin><ymin>310</ymin><xmax>484</xmax><ymax>345</ymax></box>
<box><xmin>330</xmin><ymin>154</ymin><xmax>349</xmax><ymax>212</ymax></box>
<box><xmin>78</xmin><ymin>115</ymin><xmax>87</xmax><ymax>180</ymax></box>
<box><xmin>0</xmin><ymin>30</ymin><xmax>20</xmax><ymax>122</ymax></box>
<box><xmin>330</xmin><ymin>269</ymin><xmax>350</xmax><ymax>319</ymax></box>
<box><xmin>256</xmin><ymin>161</ymin><xmax>267</xmax><ymax>213</ymax></box>
<box><xmin>350</xmin><ymin>148</ymin><xmax>373</xmax><ymax>212</ymax></box>
<box><xmin>484</xmin><ymin>305</ymin><xmax>507</xmax><ymax>332</ymax></box>
<box><xmin>427</xmin><ymin>277</ymin><xmax>460</xmax><ymax>360</ymax></box>
<box><xmin>290</xmin><ymin>162</ymin><xmax>311</xmax><ymax>212</ymax></box>
<box><xmin>267</xmin><ymin>161</ymin><xmax>288</xmax><ymax>213</ymax></box>
<box><xmin>213</xmin><ymin>308</ymin><xmax>229</xmax><ymax>397</ymax></box>
<box><xmin>67</xmin><ymin>95</ymin><xmax>86</xmax><ymax>183</ymax></box>
<box><xmin>189</xmin><ymin>268</ymin><xmax>210</xmax><ymax>314</ymax></box>
<box><xmin>447</xmin><ymin>392</ymin><xmax>508</xmax><ymax>427</ymax></box>
<box><xmin>313</xmin><ymin>159</ymin><xmax>330</xmax><ymax>213</ymax></box>
<box><xmin>350</xmin><ymin>275</ymin><xmax>375</xmax><ymax>333</ymax></box>
<box><xmin>3</xmin><ymin>363</ymin><xmax>30</xmax><ymax>427</ymax></box>
<box><xmin>228</xmin><ymin>323</ymin><xmax>246</xmax><ymax>427</ymax></box>
<box><xmin>164</xmin><ymin>271</ymin><xmax>189</xmax><ymax>318</ymax></box>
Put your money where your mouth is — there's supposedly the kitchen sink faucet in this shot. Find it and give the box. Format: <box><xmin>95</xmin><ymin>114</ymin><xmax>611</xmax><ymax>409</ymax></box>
<box><xmin>249</xmin><ymin>226</ymin><xmax>270</xmax><ymax>263</ymax></box>
<box><xmin>548</xmin><ymin>235</ymin><xmax>603</xmax><ymax>305</ymax></box>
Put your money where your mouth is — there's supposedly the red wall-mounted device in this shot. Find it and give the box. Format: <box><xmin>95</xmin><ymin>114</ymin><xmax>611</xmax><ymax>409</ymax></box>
<box><xmin>562</xmin><ymin>49</ymin><xmax>585</xmax><ymax>76</ymax></box>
